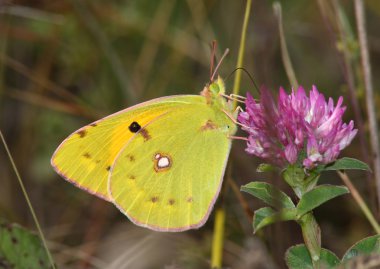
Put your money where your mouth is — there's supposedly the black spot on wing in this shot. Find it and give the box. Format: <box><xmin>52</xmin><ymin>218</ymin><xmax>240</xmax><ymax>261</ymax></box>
<box><xmin>129</xmin><ymin>121</ymin><xmax>141</xmax><ymax>133</ymax></box>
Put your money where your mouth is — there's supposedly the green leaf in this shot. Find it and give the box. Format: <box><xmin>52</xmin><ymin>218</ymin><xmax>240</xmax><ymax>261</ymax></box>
<box><xmin>253</xmin><ymin>207</ymin><xmax>275</xmax><ymax>232</ymax></box>
<box><xmin>296</xmin><ymin>185</ymin><xmax>349</xmax><ymax>217</ymax></box>
<box><xmin>285</xmin><ymin>244</ymin><xmax>340</xmax><ymax>269</ymax></box>
<box><xmin>342</xmin><ymin>235</ymin><xmax>380</xmax><ymax>262</ymax></box>
<box><xmin>253</xmin><ymin>207</ymin><xmax>297</xmax><ymax>233</ymax></box>
<box><xmin>323</xmin><ymin>157</ymin><xmax>371</xmax><ymax>172</ymax></box>
<box><xmin>0</xmin><ymin>221</ymin><xmax>52</xmax><ymax>269</ymax></box>
<box><xmin>241</xmin><ymin>182</ymin><xmax>295</xmax><ymax>209</ymax></box>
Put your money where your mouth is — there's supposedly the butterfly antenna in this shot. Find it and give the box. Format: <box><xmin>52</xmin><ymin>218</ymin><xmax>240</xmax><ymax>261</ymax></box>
<box><xmin>226</xmin><ymin>67</ymin><xmax>260</xmax><ymax>94</ymax></box>
<box><xmin>210</xmin><ymin>40</ymin><xmax>217</xmax><ymax>80</ymax></box>
<box><xmin>211</xmin><ymin>48</ymin><xmax>230</xmax><ymax>82</ymax></box>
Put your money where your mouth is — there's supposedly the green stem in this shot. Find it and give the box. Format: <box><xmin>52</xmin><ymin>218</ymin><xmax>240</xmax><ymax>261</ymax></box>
<box><xmin>283</xmin><ymin>166</ymin><xmax>321</xmax><ymax>267</ymax></box>
<box><xmin>211</xmin><ymin>1</ymin><xmax>252</xmax><ymax>268</ymax></box>
<box><xmin>232</xmin><ymin>0</ymin><xmax>252</xmax><ymax>108</ymax></box>
<box><xmin>211</xmin><ymin>208</ymin><xmax>225</xmax><ymax>268</ymax></box>
<box><xmin>299</xmin><ymin>212</ymin><xmax>321</xmax><ymax>268</ymax></box>
<box><xmin>0</xmin><ymin>131</ymin><xmax>56</xmax><ymax>269</ymax></box>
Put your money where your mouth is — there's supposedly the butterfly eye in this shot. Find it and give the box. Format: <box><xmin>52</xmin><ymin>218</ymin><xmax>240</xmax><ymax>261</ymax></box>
<box><xmin>209</xmin><ymin>83</ymin><xmax>220</xmax><ymax>95</ymax></box>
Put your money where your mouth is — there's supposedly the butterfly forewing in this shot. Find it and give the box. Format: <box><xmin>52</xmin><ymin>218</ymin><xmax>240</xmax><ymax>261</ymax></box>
<box><xmin>51</xmin><ymin>95</ymin><xmax>204</xmax><ymax>201</ymax></box>
<box><xmin>108</xmin><ymin>104</ymin><xmax>232</xmax><ymax>231</ymax></box>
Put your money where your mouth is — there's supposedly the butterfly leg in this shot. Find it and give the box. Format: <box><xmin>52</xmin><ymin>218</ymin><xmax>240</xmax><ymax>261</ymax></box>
<box><xmin>220</xmin><ymin>93</ymin><xmax>246</xmax><ymax>104</ymax></box>
<box><xmin>221</xmin><ymin>106</ymin><xmax>248</xmax><ymax>130</ymax></box>
<box><xmin>229</xmin><ymin>94</ymin><xmax>246</xmax><ymax>102</ymax></box>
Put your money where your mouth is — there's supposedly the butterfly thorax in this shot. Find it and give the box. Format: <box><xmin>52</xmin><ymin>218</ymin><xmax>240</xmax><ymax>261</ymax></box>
<box><xmin>200</xmin><ymin>77</ymin><xmax>237</xmax><ymax>136</ymax></box>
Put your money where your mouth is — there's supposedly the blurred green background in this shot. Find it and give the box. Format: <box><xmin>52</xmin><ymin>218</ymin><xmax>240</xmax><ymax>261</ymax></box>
<box><xmin>1</xmin><ymin>0</ymin><xmax>380</xmax><ymax>268</ymax></box>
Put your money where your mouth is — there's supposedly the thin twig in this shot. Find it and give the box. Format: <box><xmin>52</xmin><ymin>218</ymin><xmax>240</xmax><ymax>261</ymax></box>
<box><xmin>354</xmin><ymin>0</ymin><xmax>380</xmax><ymax>210</ymax></box>
<box><xmin>316</xmin><ymin>0</ymin><xmax>376</xmax><ymax>213</ymax></box>
<box><xmin>338</xmin><ymin>171</ymin><xmax>380</xmax><ymax>234</ymax></box>
<box><xmin>273</xmin><ymin>2</ymin><xmax>299</xmax><ymax>89</ymax></box>
<box><xmin>0</xmin><ymin>130</ymin><xmax>56</xmax><ymax>268</ymax></box>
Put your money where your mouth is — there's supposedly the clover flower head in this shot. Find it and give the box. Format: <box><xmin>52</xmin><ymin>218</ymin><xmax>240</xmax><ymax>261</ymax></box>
<box><xmin>238</xmin><ymin>86</ymin><xmax>357</xmax><ymax>169</ymax></box>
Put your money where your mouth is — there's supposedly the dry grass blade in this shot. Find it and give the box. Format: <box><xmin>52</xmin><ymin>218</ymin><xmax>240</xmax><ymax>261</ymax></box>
<box><xmin>273</xmin><ymin>2</ymin><xmax>298</xmax><ymax>89</ymax></box>
<box><xmin>354</xmin><ymin>0</ymin><xmax>380</xmax><ymax>210</ymax></box>
<box><xmin>0</xmin><ymin>131</ymin><xmax>56</xmax><ymax>269</ymax></box>
<box><xmin>70</xmin><ymin>0</ymin><xmax>136</xmax><ymax>104</ymax></box>
<box><xmin>6</xmin><ymin>88</ymin><xmax>96</xmax><ymax>118</ymax></box>
<box><xmin>131</xmin><ymin>0</ymin><xmax>176</xmax><ymax>96</ymax></box>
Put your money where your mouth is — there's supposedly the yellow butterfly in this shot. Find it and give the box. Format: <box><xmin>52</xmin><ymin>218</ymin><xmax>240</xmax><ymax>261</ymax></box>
<box><xmin>51</xmin><ymin>77</ymin><xmax>237</xmax><ymax>231</ymax></box>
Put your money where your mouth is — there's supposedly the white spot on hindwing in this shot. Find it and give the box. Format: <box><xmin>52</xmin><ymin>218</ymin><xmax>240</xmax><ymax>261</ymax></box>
<box><xmin>153</xmin><ymin>152</ymin><xmax>172</xmax><ymax>172</ymax></box>
<box><xmin>158</xmin><ymin>157</ymin><xmax>170</xmax><ymax>168</ymax></box>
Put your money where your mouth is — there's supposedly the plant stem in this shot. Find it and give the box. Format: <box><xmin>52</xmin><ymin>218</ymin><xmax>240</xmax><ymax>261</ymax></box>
<box><xmin>299</xmin><ymin>212</ymin><xmax>321</xmax><ymax>268</ymax></box>
<box><xmin>338</xmin><ymin>171</ymin><xmax>380</xmax><ymax>234</ymax></box>
<box><xmin>0</xmin><ymin>131</ymin><xmax>56</xmax><ymax>269</ymax></box>
<box><xmin>354</xmin><ymin>0</ymin><xmax>380</xmax><ymax>210</ymax></box>
<box><xmin>211</xmin><ymin>1</ymin><xmax>252</xmax><ymax>267</ymax></box>
<box><xmin>211</xmin><ymin>208</ymin><xmax>225</xmax><ymax>268</ymax></box>
<box><xmin>232</xmin><ymin>0</ymin><xmax>252</xmax><ymax>108</ymax></box>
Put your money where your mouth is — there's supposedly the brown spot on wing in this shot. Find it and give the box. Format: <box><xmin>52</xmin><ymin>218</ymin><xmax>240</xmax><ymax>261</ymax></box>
<box><xmin>128</xmin><ymin>175</ymin><xmax>136</xmax><ymax>180</ymax></box>
<box><xmin>83</xmin><ymin>152</ymin><xmax>91</xmax><ymax>159</ymax></box>
<box><xmin>140</xmin><ymin>128</ymin><xmax>151</xmax><ymax>141</ymax></box>
<box><xmin>126</xmin><ymin>154</ymin><xmax>135</xmax><ymax>162</ymax></box>
<box><xmin>186</xmin><ymin>197</ymin><xmax>193</xmax><ymax>203</ymax></box>
<box><xmin>151</xmin><ymin>196</ymin><xmax>159</xmax><ymax>203</ymax></box>
<box><xmin>77</xmin><ymin>129</ymin><xmax>87</xmax><ymax>138</ymax></box>
<box><xmin>168</xmin><ymin>199</ymin><xmax>175</xmax><ymax>205</ymax></box>
<box><xmin>90</xmin><ymin>123</ymin><xmax>97</xmax><ymax>127</ymax></box>
<box><xmin>106</xmin><ymin>166</ymin><xmax>111</xmax><ymax>171</ymax></box>
<box><xmin>200</xmin><ymin>120</ymin><xmax>217</xmax><ymax>131</ymax></box>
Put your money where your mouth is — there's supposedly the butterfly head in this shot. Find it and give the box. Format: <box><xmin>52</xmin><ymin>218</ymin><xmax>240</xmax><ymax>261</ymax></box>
<box><xmin>201</xmin><ymin>76</ymin><xmax>227</xmax><ymax>104</ymax></box>
<box><xmin>209</xmin><ymin>76</ymin><xmax>226</xmax><ymax>95</ymax></box>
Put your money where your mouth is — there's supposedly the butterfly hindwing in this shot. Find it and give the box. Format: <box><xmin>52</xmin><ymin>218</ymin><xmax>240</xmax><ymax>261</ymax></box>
<box><xmin>108</xmin><ymin>104</ymin><xmax>232</xmax><ymax>231</ymax></box>
<box><xmin>51</xmin><ymin>95</ymin><xmax>205</xmax><ymax>201</ymax></box>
